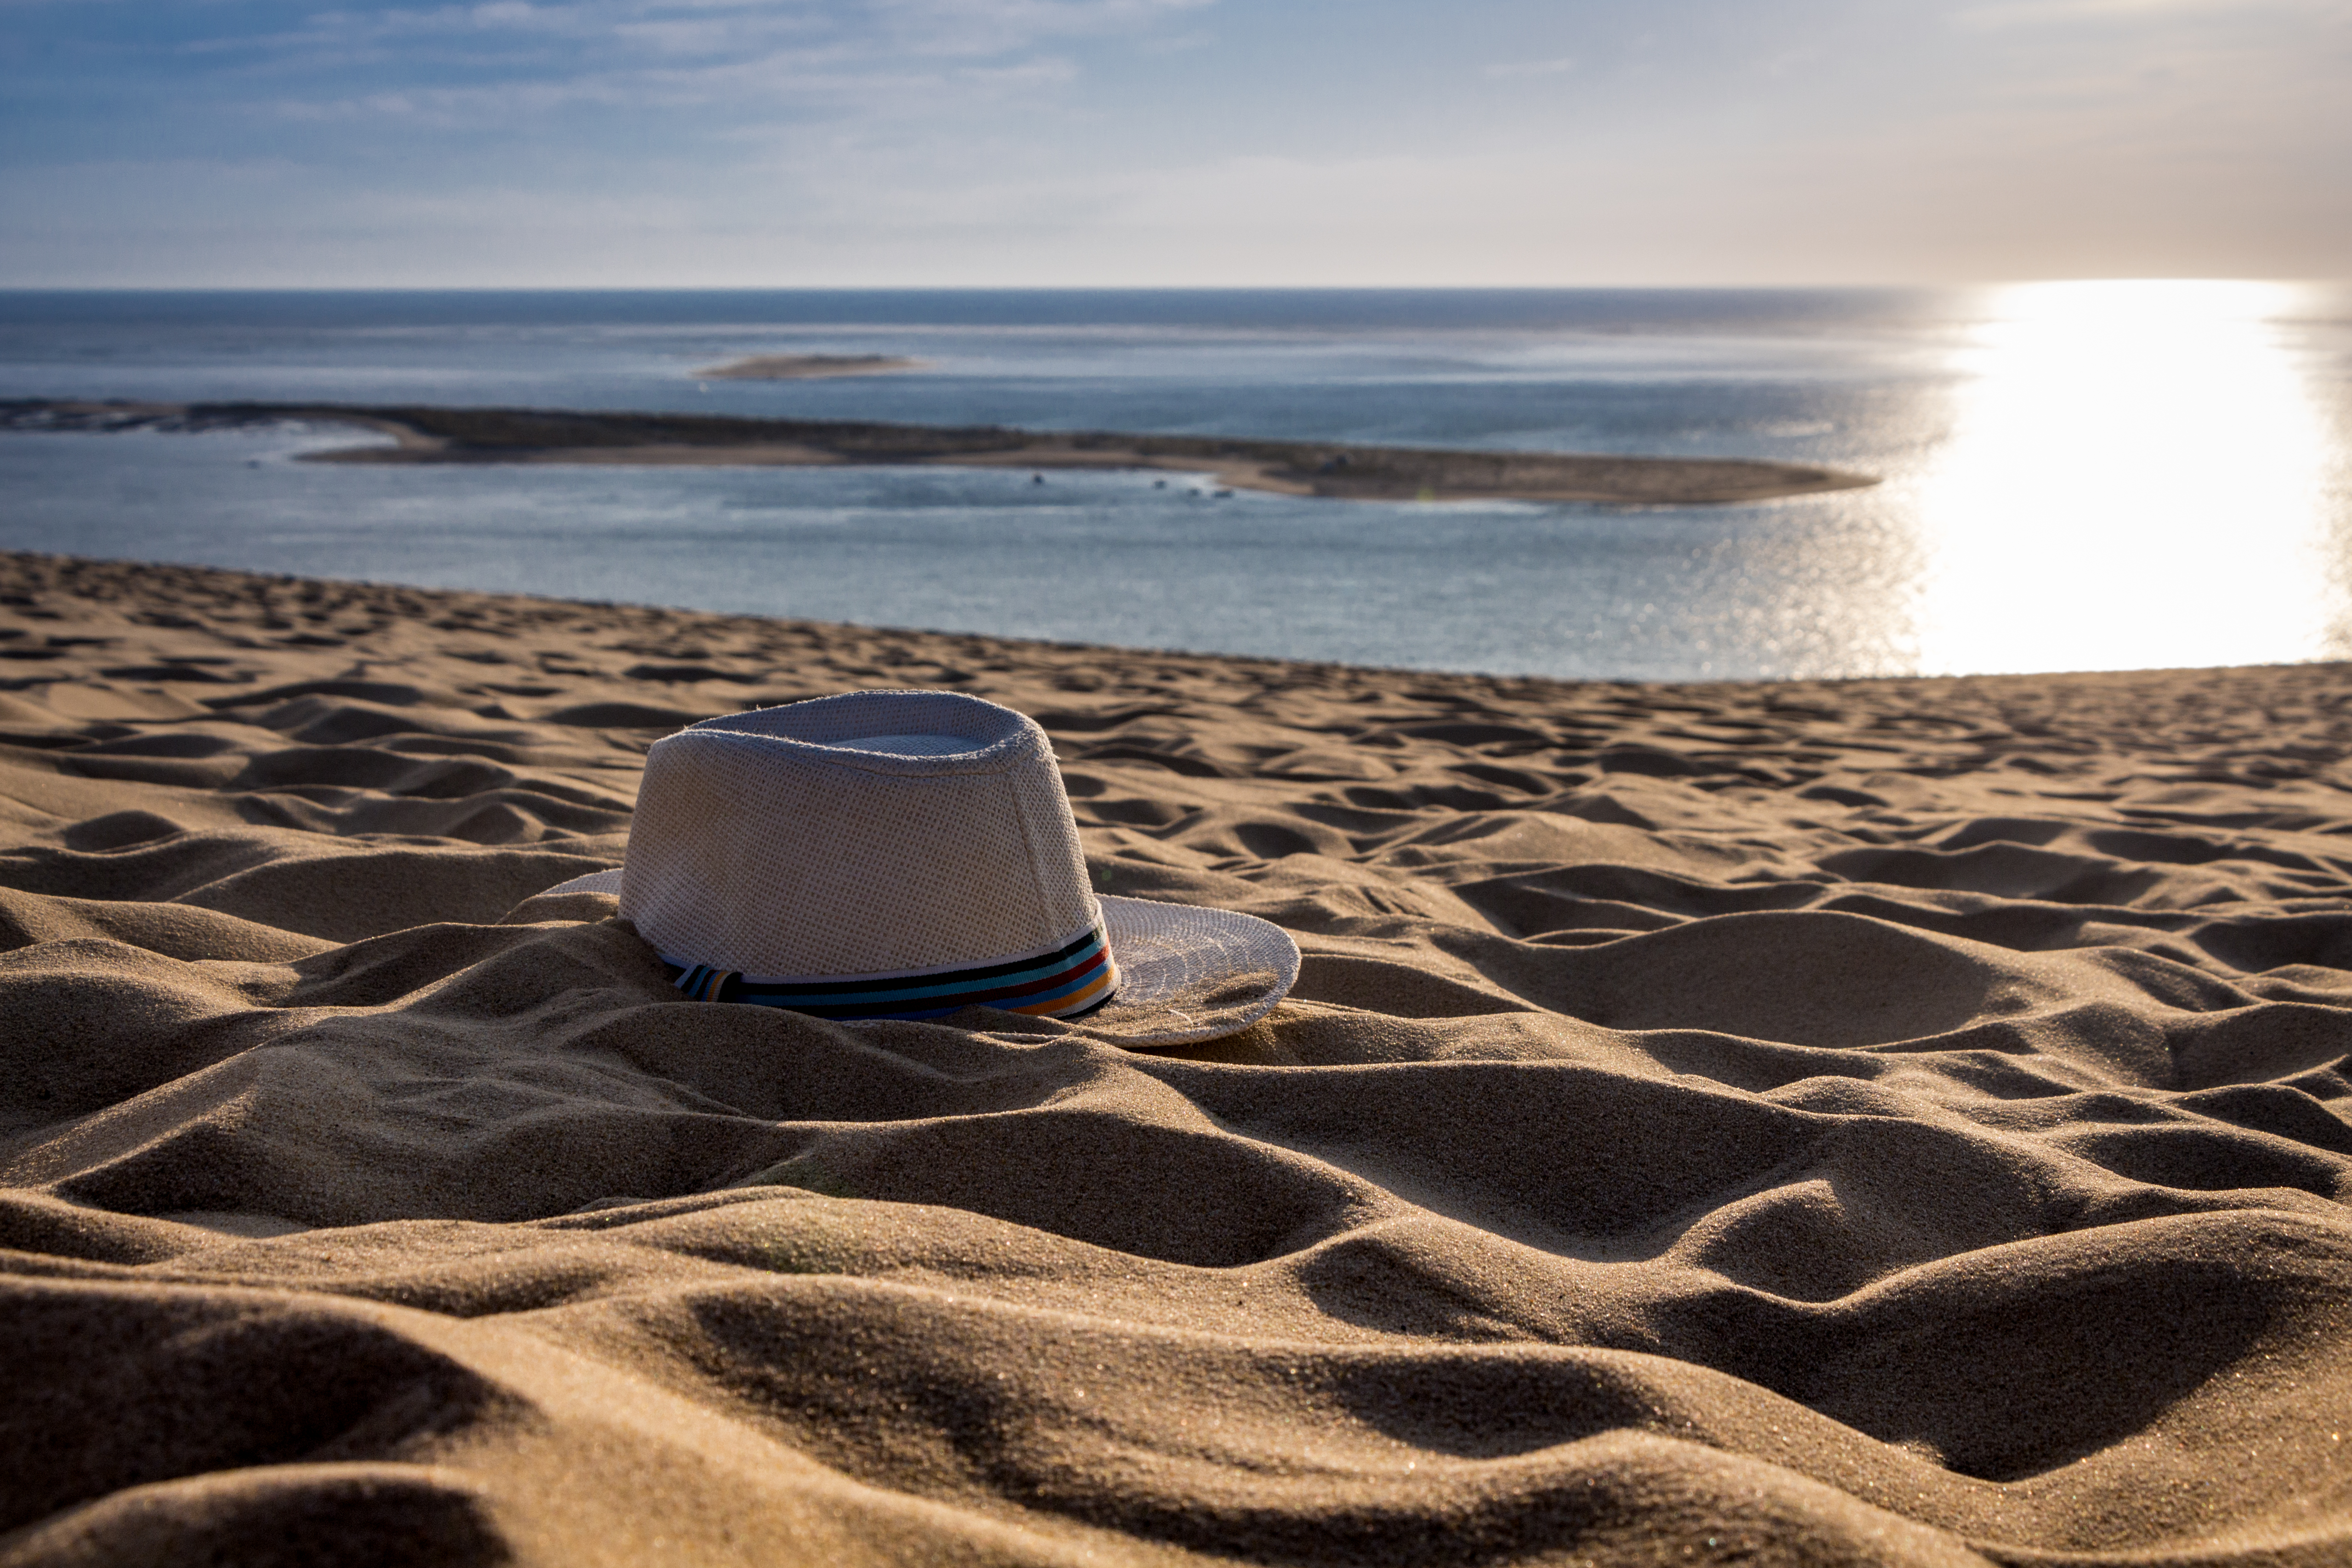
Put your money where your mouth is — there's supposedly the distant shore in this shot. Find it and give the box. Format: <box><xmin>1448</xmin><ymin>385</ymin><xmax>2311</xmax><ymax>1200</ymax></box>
<box><xmin>0</xmin><ymin>398</ymin><xmax>1877</xmax><ymax>505</ymax></box>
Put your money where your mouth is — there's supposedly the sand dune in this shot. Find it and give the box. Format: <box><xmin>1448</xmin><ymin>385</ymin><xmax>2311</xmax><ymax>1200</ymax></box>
<box><xmin>4</xmin><ymin>549</ymin><xmax>2351</xmax><ymax>1565</ymax></box>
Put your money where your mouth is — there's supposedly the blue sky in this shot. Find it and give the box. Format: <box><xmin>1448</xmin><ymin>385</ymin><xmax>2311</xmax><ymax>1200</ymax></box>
<box><xmin>2</xmin><ymin>0</ymin><xmax>2346</xmax><ymax>286</ymax></box>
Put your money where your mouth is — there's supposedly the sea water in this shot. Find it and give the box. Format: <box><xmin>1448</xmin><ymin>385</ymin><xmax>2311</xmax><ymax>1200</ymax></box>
<box><xmin>3</xmin><ymin>286</ymin><xmax>2348</xmax><ymax>681</ymax></box>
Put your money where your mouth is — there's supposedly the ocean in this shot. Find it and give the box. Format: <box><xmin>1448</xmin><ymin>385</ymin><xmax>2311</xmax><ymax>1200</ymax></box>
<box><xmin>4</xmin><ymin>285</ymin><xmax>2348</xmax><ymax>681</ymax></box>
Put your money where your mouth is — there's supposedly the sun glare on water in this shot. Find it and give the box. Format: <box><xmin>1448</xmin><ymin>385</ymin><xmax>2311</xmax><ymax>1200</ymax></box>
<box><xmin>1911</xmin><ymin>279</ymin><xmax>2340</xmax><ymax>676</ymax></box>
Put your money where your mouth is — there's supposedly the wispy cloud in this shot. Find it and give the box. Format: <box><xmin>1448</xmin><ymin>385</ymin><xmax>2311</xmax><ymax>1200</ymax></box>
<box><xmin>1950</xmin><ymin>0</ymin><xmax>2335</xmax><ymax>29</ymax></box>
<box><xmin>228</xmin><ymin>0</ymin><xmax>1211</xmax><ymax>59</ymax></box>
<box><xmin>200</xmin><ymin>0</ymin><xmax>1208</xmax><ymax>129</ymax></box>
<box><xmin>1485</xmin><ymin>54</ymin><xmax>1576</xmax><ymax>78</ymax></box>
<box><xmin>871</xmin><ymin>0</ymin><xmax>1215</xmax><ymax>54</ymax></box>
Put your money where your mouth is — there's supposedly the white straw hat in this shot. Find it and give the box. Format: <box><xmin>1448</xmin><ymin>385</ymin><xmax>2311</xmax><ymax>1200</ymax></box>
<box><xmin>539</xmin><ymin>690</ymin><xmax>1298</xmax><ymax>1046</ymax></box>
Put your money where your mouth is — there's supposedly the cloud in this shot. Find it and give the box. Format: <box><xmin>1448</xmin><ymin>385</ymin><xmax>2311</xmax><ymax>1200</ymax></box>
<box><xmin>173</xmin><ymin>0</ymin><xmax>1214</xmax><ymax>134</ymax></box>
<box><xmin>170</xmin><ymin>0</ymin><xmax>1211</xmax><ymax>134</ymax></box>
<box><xmin>1950</xmin><ymin>0</ymin><xmax>2337</xmax><ymax>29</ymax></box>
<box><xmin>872</xmin><ymin>0</ymin><xmax>1215</xmax><ymax>52</ymax></box>
<box><xmin>1484</xmin><ymin>54</ymin><xmax>1576</xmax><ymax>78</ymax></box>
<box><xmin>232</xmin><ymin>0</ymin><xmax>1210</xmax><ymax>59</ymax></box>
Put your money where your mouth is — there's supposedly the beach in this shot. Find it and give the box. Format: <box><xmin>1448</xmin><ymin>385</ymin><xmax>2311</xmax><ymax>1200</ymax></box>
<box><xmin>4</xmin><ymin>548</ymin><xmax>2351</xmax><ymax>1564</ymax></box>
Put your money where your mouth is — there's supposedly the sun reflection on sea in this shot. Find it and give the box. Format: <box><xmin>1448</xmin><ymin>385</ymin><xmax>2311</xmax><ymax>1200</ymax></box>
<box><xmin>1912</xmin><ymin>279</ymin><xmax>2340</xmax><ymax>676</ymax></box>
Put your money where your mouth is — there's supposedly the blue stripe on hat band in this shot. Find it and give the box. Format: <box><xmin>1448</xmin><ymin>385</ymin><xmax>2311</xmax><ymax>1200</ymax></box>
<box><xmin>662</xmin><ymin>923</ymin><xmax>1118</xmax><ymax>1022</ymax></box>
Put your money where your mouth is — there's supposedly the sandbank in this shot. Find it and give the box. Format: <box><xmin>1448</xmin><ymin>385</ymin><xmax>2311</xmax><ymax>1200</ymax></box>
<box><xmin>693</xmin><ymin>354</ymin><xmax>926</xmax><ymax>380</ymax></box>
<box><xmin>1</xmin><ymin>399</ymin><xmax>1876</xmax><ymax>505</ymax></box>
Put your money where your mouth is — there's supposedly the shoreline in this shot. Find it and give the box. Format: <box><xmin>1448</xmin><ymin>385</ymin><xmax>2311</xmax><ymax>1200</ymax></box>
<box><xmin>0</xmin><ymin>546</ymin><xmax>2320</xmax><ymax>698</ymax></box>
<box><xmin>0</xmin><ymin>397</ymin><xmax>1877</xmax><ymax>506</ymax></box>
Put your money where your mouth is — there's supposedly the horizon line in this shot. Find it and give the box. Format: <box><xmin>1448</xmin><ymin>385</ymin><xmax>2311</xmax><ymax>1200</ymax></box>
<box><xmin>1</xmin><ymin>277</ymin><xmax>2342</xmax><ymax>294</ymax></box>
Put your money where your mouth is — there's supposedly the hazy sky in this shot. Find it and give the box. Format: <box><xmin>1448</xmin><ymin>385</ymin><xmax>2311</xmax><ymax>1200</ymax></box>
<box><xmin>3</xmin><ymin>0</ymin><xmax>2346</xmax><ymax>287</ymax></box>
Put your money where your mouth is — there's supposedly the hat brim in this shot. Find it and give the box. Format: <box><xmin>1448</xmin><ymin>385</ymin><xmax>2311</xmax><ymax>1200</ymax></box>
<box><xmin>541</xmin><ymin>867</ymin><xmax>623</xmax><ymax>898</ymax></box>
<box><xmin>1083</xmin><ymin>894</ymin><xmax>1299</xmax><ymax>1047</ymax></box>
<box><xmin>529</xmin><ymin>872</ymin><xmax>1297</xmax><ymax>1047</ymax></box>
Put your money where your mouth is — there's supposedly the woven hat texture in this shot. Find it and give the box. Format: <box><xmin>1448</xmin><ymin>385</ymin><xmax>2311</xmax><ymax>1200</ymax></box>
<box><xmin>622</xmin><ymin>691</ymin><xmax>1097</xmax><ymax>978</ymax></box>
<box><xmin>543</xmin><ymin>690</ymin><xmax>1297</xmax><ymax>1046</ymax></box>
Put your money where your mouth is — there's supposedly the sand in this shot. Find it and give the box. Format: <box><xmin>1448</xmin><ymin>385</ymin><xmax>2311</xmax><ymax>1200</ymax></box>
<box><xmin>0</xmin><ymin>401</ymin><xmax>1876</xmax><ymax>506</ymax></box>
<box><xmin>3</xmin><ymin>548</ymin><xmax>2350</xmax><ymax>1566</ymax></box>
<box><xmin>694</xmin><ymin>356</ymin><xmax>927</xmax><ymax>380</ymax></box>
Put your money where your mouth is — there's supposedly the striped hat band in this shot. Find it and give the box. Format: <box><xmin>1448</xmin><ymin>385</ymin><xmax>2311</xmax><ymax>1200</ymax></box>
<box><xmin>664</xmin><ymin>920</ymin><xmax>1118</xmax><ymax>1022</ymax></box>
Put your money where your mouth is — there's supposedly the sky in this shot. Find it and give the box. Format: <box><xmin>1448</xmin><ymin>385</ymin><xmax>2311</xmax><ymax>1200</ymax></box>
<box><xmin>1</xmin><ymin>0</ymin><xmax>2346</xmax><ymax>288</ymax></box>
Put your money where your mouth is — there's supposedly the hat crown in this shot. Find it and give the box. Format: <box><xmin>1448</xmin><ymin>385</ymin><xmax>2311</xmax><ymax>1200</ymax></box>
<box><xmin>619</xmin><ymin>691</ymin><xmax>1100</xmax><ymax>979</ymax></box>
